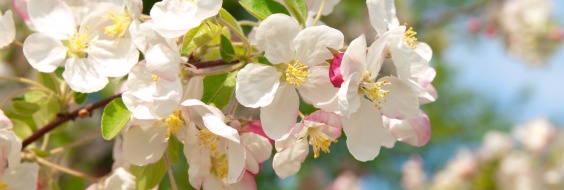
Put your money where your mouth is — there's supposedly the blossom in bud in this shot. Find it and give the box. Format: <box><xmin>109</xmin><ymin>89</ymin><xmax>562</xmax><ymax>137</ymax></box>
<box><xmin>329</xmin><ymin>51</ymin><xmax>345</xmax><ymax>88</ymax></box>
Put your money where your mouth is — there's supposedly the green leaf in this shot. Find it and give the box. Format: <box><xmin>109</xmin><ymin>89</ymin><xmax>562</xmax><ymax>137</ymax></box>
<box><xmin>101</xmin><ymin>98</ymin><xmax>131</xmax><ymax>140</ymax></box>
<box><xmin>32</xmin><ymin>148</ymin><xmax>51</xmax><ymax>157</ymax></box>
<box><xmin>220</xmin><ymin>35</ymin><xmax>236</xmax><ymax>62</ymax></box>
<box><xmin>219</xmin><ymin>8</ymin><xmax>243</xmax><ymax>33</ymax></box>
<box><xmin>181</xmin><ymin>21</ymin><xmax>223</xmax><ymax>56</ymax></box>
<box><xmin>239</xmin><ymin>0</ymin><xmax>290</xmax><ymax>20</ymax></box>
<box><xmin>201</xmin><ymin>72</ymin><xmax>237</xmax><ymax>109</ymax></box>
<box><xmin>283</xmin><ymin>0</ymin><xmax>308</xmax><ymax>26</ymax></box>
<box><xmin>131</xmin><ymin>157</ymin><xmax>167</xmax><ymax>190</ymax></box>
<box><xmin>166</xmin><ymin>135</ymin><xmax>180</xmax><ymax>164</ymax></box>
<box><xmin>11</xmin><ymin>100</ymin><xmax>40</xmax><ymax>116</ymax></box>
<box><xmin>36</xmin><ymin>72</ymin><xmax>59</xmax><ymax>93</ymax></box>
<box><xmin>73</xmin><ymin>92</ymin><xmax>88</xmax><ymax>104</ymax></box>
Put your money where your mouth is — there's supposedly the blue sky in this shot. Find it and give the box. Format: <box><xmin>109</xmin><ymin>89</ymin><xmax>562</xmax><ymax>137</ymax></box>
<box><xmin>444</xmin><ymin>2</ymin><xmax>564</xmax><ymax>125</ymax></box>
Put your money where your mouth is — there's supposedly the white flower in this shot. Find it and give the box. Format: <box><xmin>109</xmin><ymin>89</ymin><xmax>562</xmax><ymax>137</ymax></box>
<box><xmin>150</xmin><ymin>0</ymin><xmax>223</xmax><ymax>38</ymax></box>
<box><xmin>235</xmin><ymin>14</ymin><xmax>343</xmax><ymax>140</ymax></box>
<box><xmin>22</xmin><ymin>0</ymin><xmax>139</xmax><ymax>93</ymax></box>
<box><xmin>272</xmin><ymin>110</ymin><xmax>341</xmax><ymax>178</ymax></box>
<box><xmin>0</xmin><ymin>162</ymin><xmax>40</xmax><ymax>190</ymax></box>
<box><xmin>386</xmin><ymin>111</ymin><xmax>431</xmax><ymax>147</ymax></box>
<box><xmin>0</xmin><ymin>10</ymin><xmax>15</xmax><ymax>49</ymax></box>
<box><xmin>338</xmin><ymin>34</ymin><xmax>419</xmax><ymax>161</ymax></box>
<box><xmin>0</xmin><ymin>110</ymin><xmax>22</xmax><ymax>173</ymax></box>
<box><xmin>513</xmin><ymin>118</ymin><xmax>555</xmax><ymax>153</ymax></box>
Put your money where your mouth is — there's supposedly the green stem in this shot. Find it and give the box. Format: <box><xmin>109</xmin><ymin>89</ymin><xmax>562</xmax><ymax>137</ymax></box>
<box><xmin>311</xmin><ymin>0</ymin><xmax>326</xmax><ymax>26</ymax></box>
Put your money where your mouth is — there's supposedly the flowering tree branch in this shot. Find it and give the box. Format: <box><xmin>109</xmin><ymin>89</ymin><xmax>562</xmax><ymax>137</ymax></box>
<box><xmin>21</xmin><ymin>93</ymin><xmax>123</xmax><ymax>150</ymax></box>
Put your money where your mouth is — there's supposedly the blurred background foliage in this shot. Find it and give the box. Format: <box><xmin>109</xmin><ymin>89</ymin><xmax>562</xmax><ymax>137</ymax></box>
<box><xmin>4</xmin><ymin>0</ymin><xmax>563</xmax><ymax>189</ymax></box>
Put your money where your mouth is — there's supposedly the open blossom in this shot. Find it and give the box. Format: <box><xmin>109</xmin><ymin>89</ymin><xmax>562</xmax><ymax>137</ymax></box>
<box><xmin>513</xmin><ymin>118</ymin><xmax>555</xmax><ymax>153</ymax></box>
<box><xmin>22</xmin><ymin>0</ymin><xmax>139</xmax><ymax>93</ymax></box>
<box><xmin>0</xmin><ymin>162</ymin><xmax>40</xmax><ymax>190</ymax></box>
<box><xmin>0</xmin><ymin>10</ymin><xmax>15</xmax><ymax>49</ymax></box>
<box><xmin>86</xmin><ymin>167</ymin><xmax>137</xmax><ymax>190</ymax></box>
<box><xmin>150</xmin><ymin>0</ymin><xmax>223</xmax><ymax>38</ymax></box>
<box><xmin>272</xmin><ymin>110</ymin><xmax>342</xmax><ymax>178</ymax></box>
<box><xmin>236</xmin><ymin>13</ymin><xmax>343</xmax><ymax>140</ymax></box>
<box><xmin>338</xmin><ymin>34</ymin><xmax>418</xmax><ymax>161</ymax></box>
<box><xmin>182</xmin><ymin>99</ymin><xmax>271</xmax><ymax>189</ymax></box>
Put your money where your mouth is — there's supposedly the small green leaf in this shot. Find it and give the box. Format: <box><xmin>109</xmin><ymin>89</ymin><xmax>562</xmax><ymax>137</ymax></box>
<box><xmin>166</xmin><ymin>135</ymin><xmax>180</xmax><ymax>164</ymax></box>
<box><xmin>201</xmin><ymin>72</ymin><xmax>237</xmax><ymax>109</ymax></box>
<box><xmin>219</xmin><ymin>8</ymin><xmax>243</xmax><ymax>33</ymax></box>
<box><xmin>32</xmin><ymin>148</ymin><xmax>51</xmax><ymax>157</ymax></box>
<box><xmin>131</xmin><ymin>157</ymin><xmax>167</xmax><ymax>190</ymax></box>
<box><xmin>101</xmin><ymin>98</ymin><xmax>131</xmax><ymax>140</ymax></box>
<box><xmin>220</xmin><ymin>35</ymin><xmax>236</xmax><ymax>62</ymax></box>
<box><xmin>283</xmin><ymin>0</ymin><xmax>308</xmax><ymax>26</ymax></box>
<box><xmin>239</xmin><ymin>0</ymin><xmax>290</xmax><ymax>20</ymax></box>
<box><xmin>73</xmin><ymin>92</ymin><xmax>88</xmax><ymax>104</ymax></box>
<box><xmin>36</xmin><ymin>72</ymin><xmax>59</xmax><ymax>93</ymax></box>
<box><xmin>11</xmin><ymin>100</ymin><xmax>40</xmax><ymax>116</ymax></box>
<box><xmin>181</xmin><ymin>21</ymin><xmax>223</xmax><ymax>56</ymax></box>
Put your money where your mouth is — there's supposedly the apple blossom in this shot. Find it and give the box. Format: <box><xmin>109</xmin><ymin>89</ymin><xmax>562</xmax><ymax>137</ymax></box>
<box><xmin>23</xmin><ymin>0</ymin><xmax>139</xmax><ymax>93</ymax></box>
<box><xmin>0</xmin><ymin>10</ymin><xmax>15</xmax><ymax>49</ymax></box>
<box><xmin>338</xmin><ymin>34</ymin><xmax>418</xmax><ymax>161</ymax></box>
<box><xmin>150</xmin><ymin>0</ymin><xmax>223</xmax><ymax>38</ymax></box>
<box><xmin>0</xmin><ymin>110</ymin><xmax>22</xmax><ymax>173</ymax></box>
<box><xmin>272</xmin><ymin>110</ymin><xmax>342</xmax><ymax>178</ymax></box>
<box><xmin>236</xmin><ymin>13</ymin><xmax>343</xmax><ymax>140</ymax></box>
<box><xmin>86</xmin><ymin>167</ymin><xmax>137</xmax><ymax>190</ymax></box>
<box><xmin>0</xmin><ymin>162</ymin><xmax>40</xmax><ymax>190</ymax></box>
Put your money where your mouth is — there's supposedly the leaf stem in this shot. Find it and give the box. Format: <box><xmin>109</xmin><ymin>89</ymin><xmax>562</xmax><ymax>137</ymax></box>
<box><xmin>311</xmin><ymin>0</ymin><xmax>326</xmax><ymax>26</ymax></box>
<box><xmin>164</xmin><ymin>154</ymin><xmax>178</xmax><ymax>190</ymax></box>
<box><xmin>36</xmin><ymin>157</ymin><xmax>97</xmax><ymax>181</ymax></box>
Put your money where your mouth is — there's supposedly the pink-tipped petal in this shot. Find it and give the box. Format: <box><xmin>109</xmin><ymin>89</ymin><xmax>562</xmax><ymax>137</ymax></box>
<box><xmin>329</xmin><ymin>52</ymin><xmax>345</xmax><ymax>87</ymax></box>
<box><xmin>389</xmin><ymin>112</ymin><xmax>431</xmax><ymax>147</ymax></box>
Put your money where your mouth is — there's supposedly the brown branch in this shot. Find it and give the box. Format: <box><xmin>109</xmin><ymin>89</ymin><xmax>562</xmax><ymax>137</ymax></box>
<box><xmin>187</xmin><ymin>59</ymin><xmax>240</xmax><ymax>69</ymax></box>
<box><xmin>22</xmin><ymin>93</ymin><xmax>122</xmax><ymax>150</ymax></box>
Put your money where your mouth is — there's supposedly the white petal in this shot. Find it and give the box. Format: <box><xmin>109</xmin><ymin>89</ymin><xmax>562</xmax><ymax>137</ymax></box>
<box><xmin>244</xmin><ymin>148</ymin><xmax>260</xmax><ymax>175</ymax></box>
<box><xmin>144</xmin><ymin>43</ymin><xmax>181</xmax><ymax>81</ymax></box>
<box><xmin>241</xmin><ymin>133</ymin><xmax>272</xmax><ymax>163</ymax></box>
<box><xmin>272</xmin><ymin>138</ymin><xmax>309</xmax><ymax>179</ymax></box>
<box><xmin>389</xmin><ymin>112</ymin><xmax>431</xmax><ymax>147</ymax></box>
<box><xmin>226</xmin><ymin>141</ymin><xmax>246</xmax><ymax>184</ymax></box>
<box><xmin>306</xmin><ymin>110</ymin><xmax>343</xmax><ymax>139</ymax></box>
<box><xmin>230</xmin><ymin>172</ymin><xmax>257</xmax><ymax>190</ymax></box>
<box><xmin>184</xmin><ymin>124</ymin><xmax>211</xmax><ymax>189</ymax></box>
<box><xmin>307</xmin><ymin>0</ymin><xmax>340</xmax><ymax>16</ymax></box>
<box><xmin>104</xmin><ymin>167</ymin><xmax>136</xmax><ymax>190</ymax></box>
<box><xmin>122</xmin><ymin>92</ymin><xmax>156</xmax><ymax>120</ymax></box>
<box><xmin>150</xmin><ymin>0</ymin><xmax>199</xmax><ymax>38</ymax></box>
<box><xmin>366</xmin><ymin>35</ymin><xmax>388</xmax><ymax>75</ymax></box>
<box><xmin>340</xmin><ymin>35</ymin><xmax>367</xmax><ymax>79</ymax></box>
<box><xmin>379</xmin><ymin>76</ymin><xmax>420</xmax><ymax>119</ymax></box>
<box><xmin>23</xmin><ymin>33</ymin><xmax>66</xmax><ymax>72</ymax></box>
<box><xmin>0</xmin><ymin>10</ymin><xmax>15</xmax><ymax>49</ymax></box>
<box><xmin>129</xmin><ymin>21</ymin><xmax>168</xmax><ymax>53</ymax></box>
<box><xmin>367</xmin><ymin>0</ymin><xmax>399</xmax><ymax>35</ymax></box>
<box><xmin>62</xmin><ymin>58</ymin><xmax>109</xmax><ymax>93</ymax></box>
<box><xmin>298</xmin><ymin>66</ymin><xmax>339</xmax><ymax>111</ymax></box>
<box><xmin>202</xmin><ymin>113</ymin><xmax>240</xmax><ymax>143</ymax></box>
<box><xmin>88</xmin><ymin>39</ymin><xmax>139</xmax><ymax>77</ymax></box>
<box><xmin>1</xmin><ymin>162</ymin><xmax>39</xmax><ymax>190</ymax></box>
<box><xmin>126</xmin><ymin>62</ymin><xmax>156</xmax><ymax>102</ymax></box>
<box><xmin>235</xmin><ymin>63</ymin><xmax>281</xmax><ymax>108</ymax></box>
<box><xmin>343</xmin><ymin>98</ymin><xmax>395</xmax><ymax>162</ymax></box>
<box><xmin>256</xmin><ymin>14</ymin><xmax>300</xmax><ymax>64</ymax></box>
<box><xmin>28</xmin><ymin>0</ymin><xmax>76</xmax><ymax>38</ymax></box>
<box><xmin>195</xmin><ymin>0</ymin><xmax>222</xmax><ymax>20</ymax></box>
<box><xmin>181</xmin><ymin>99</ymin><xmax>225</xmax><ymax>126</ymax></box>
<box><xmin>294</xmin><ymin>25</ymin><xmax>344</xmax><ymax>66</ymax></box>
<box><xmin>151</xmin><ymin>79</ymin><xmax>182</xmax><ymax>118</ymax></box>
<box><xmin>184</xmin><ymin>76</ymin><xmax>204</xmax><ymax>100</ymax></box>
<box><xmin>414</xmin><ymin>42</ymin><xmax>432</xmax><ymax>62</ymax></box>
<box><xmin>122</xmin><ymin>125</ymin><xmax>168</xmax><ymax>166</ymax></box>
<box><xmin>337</xmin><ymin>72</ymin><xmax>361</xmax><ymax>118</ymax></box>
<box><xmin>260</xmin><ymin>85</ymin><xmax>299</xmax><ymax>140</ymax></box>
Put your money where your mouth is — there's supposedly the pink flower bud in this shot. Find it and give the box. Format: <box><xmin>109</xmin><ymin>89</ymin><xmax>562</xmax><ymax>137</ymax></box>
<box><xmin>329</xmin><ymin>52</ymin><xmax>345</xmax><ymax>87</ymax></box>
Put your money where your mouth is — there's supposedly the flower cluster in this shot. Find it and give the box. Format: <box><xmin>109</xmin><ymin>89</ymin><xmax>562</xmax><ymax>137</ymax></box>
<box><xmin>5</xmin><ymin>0</ymin><xmax>436</xmax><ymax>188</ymax></box>
<box><xmin>402</xmin><ymin>118</ymin><xmax>563</xmax><ymax>190</ymax></box>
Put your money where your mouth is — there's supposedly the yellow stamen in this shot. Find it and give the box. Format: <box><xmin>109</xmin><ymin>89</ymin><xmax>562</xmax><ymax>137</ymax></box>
<box><xmin>403</xmin><ymin>23</ymin><xmax>418</xmax><ymax>48</ymax></box>
<box><xmin>307</xmin><ymin>127</ymin><xmax>337</xmax><ymax>159</ymax></box>
<box><xmin>210</xmin><ymin>154</ymin><xmax>229</xmax><ymax>180</ymax></box>
<box><xmin>104</xmin><ymin>10</ymin><xmax>132</xmax><ymax>39</ymax></box>
<box><xmin>151</xmin><ymin>74</ymin><xmax>159</xmax><ymax>82</ymax></box>
<box><xmin>161</xmin><ymin>110</ymin><xmax>184</xmax><ymax>138</ymax></box>
<box><xmin>198</xmin><ymin>129</ymin><xmax>221</xmax><ymax>152</ymax></box>
<box><xmin>65</xmin><ymin>33</ymin><xmax>90</xmax><ymax>58</ymax></box>
<box><xmin>285</xmin><ymin>60</ymin><xmax>309</xmax><ymax>87</ymax></box>
<box><xmin>359</xmin><ymin>73</ymin><xmax>391</xmax><ymax>109</ymax></box>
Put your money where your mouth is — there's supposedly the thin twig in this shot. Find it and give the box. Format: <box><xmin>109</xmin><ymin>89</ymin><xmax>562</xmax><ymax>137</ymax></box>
<box><xmin>49</xmin><ymin>132</ymin><xmax>101</xmax><ymax>155</ymax></box>
<box><xmin>188</xmin><ymin>59</ymin><xmax>240</xmax><ymax>69</ymax></box>
<box><xmin>36</xmin><ymin>157</ymin><xmax>98</xmax><ymax>181</ymax></box>
<box><xmin>21</xmin><ymin>93</ymin><xmax>122</xmax><ymax>150</ymax></box>
<box><xmin>311</xmin><ymin>0</ymin><xmax>326</xmax><ymax>26</ymax></box>
<box><xmin>164</xmin><ymin>154</ymin><xmax>178</xmax><ymax>190</ymax></box>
